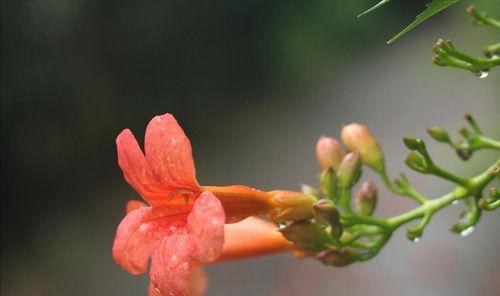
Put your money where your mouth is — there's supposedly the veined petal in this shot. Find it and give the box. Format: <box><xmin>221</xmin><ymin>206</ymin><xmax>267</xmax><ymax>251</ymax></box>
<box><xmin>219</xmin><ymin>217</ymin><xmax>291</xmax><ymax>261</ymax></box>
<box><xmin>117</xmin><ymin>129</ymin><xmax>170</xmax><ymax>205</ymax></box>
<box><xmin>150</xmin><ymin>231</ymin><xmax>194</xmax><ymax>296</ymax></box>
<box><xmin>112</xmin><ymin>205</ymin><xmax>191</xmax><ymax>275</ymax></box>
<box><xmin>145</xmin><ymin>114</ymin><xmax>199</xmax><ymax>193</ymax></box>
<box><xmin>187</xmin><ymin>191</ymin><xmax>225</xmax><ymax>262</ymax></box>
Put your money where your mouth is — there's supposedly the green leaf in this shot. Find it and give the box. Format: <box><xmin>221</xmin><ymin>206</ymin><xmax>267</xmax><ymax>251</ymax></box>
<box><xmin>387</xmin><ymin>0</ymin><xmax>460</xmax><ymax>44</ymax></box>
<box><xmin>358</xmin><ymin>0</ymin><xmax>391</xmax><ymax>18</ymax></box>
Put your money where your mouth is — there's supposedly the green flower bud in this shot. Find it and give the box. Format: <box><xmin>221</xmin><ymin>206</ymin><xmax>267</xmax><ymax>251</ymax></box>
<box><xmin>450</xmin><ymin>210</ymin><xmax>478</xmax><ymax>235</ymax></box>
<box><xmin>319</xmin><ymin>168</ymin><xmax>337</xmax><ymax>199</ymax></box>
<box><xmin>427</xmin><ymin>127</ymin><xmax>451</xmax><ymax>143</ymax></box>
<box><xmin>313</xmin><ymin>199</ymin><xmax>343</xmax><ymax>239</ymax></box>
<box><xmin>279</xmin><ymin>220</ymin><xmax>327</xmax><ymax>252</ymax></box>
<box><xmin>341</xmin><ymin>123</ymin><xmax>384</xmax><ymax>172</ymax></box>
<box><xmin>405</xmin><ymin>151</ymin><xmax>428</xmax><ymax>173</ymax></box>
<box><xmin>316</xmin><ymin>249</ymin><xmax>357</xmax><ymax>267</ymax></box>
<box><xmin>488</xmin><ymin>187</ymin><xmax>499</xmax><ymax>200</ymax></box>
<box><xmin>268</xmin><ymin>190</ymin><xmax>316</xmax><ymax>222</ymax></box>
<box><xmin>316</xmin><ymin>136</ymin><xmax>345</xmax><ymax>171</ymax></box>
<box><xmin>338</xmin><ymin>152</ymin><xmax>362</xmax><ymax>188</ymax></box>
<box><xmin>403</xmin><ymin>137</ymin><xmax>424</xmax><ymax>151</ymax></box>
<box><xmin>406</xmin><ymin>227</ymin><xmax>423</xmax><ymax>242</ymax></box>
<box><xmin>354</xmin><ymin>180</ymin><xmax>377</xmax><ymax>216</ymax></box>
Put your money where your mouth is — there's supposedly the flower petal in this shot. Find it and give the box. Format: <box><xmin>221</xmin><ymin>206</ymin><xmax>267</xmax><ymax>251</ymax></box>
<box><xmin>189</xmin><ymin>265</ymin><xmax>208</xmax><ymax>296</ymax></box>
<box><xmin>219</xmin><ymin>217</ymin><xmax>291</xmax><ymax>261</ymax></box>
<box><xmin>150</xmin><ymin>231</ymin><xmax>194</xmax><ymax>296</ymax></box>
<box><xmin>144</xmin><ymin>114</ymin><xmax>199</xmax><ymax>193</ymax></box>
<box><xmin>187</xmin><ymin>191</ymin><xmax>225</xmax><ymax>262</ymax></box>
<box><xmin>147</xmin><ymin>265</ymin><xmax>208</xmax><ymax>296</ymax></box>
<box><xmin>126</xmin><ymin>200</ymin><xmax>148</xmax><ymax>213</ymax></box>
<box><xmin>112</xmin><ymin>205</ymin><xmax>191</xmax><ymax>275</ymax></box>
<box><xmin>148</xmin><ymin>283</ymin><xmax>163</xmax><ymax>296</ymax></box>
<box><xmin>116</xmin><ymin>129</ymin><xmax>170</xmax><ymax>205</ymax></box>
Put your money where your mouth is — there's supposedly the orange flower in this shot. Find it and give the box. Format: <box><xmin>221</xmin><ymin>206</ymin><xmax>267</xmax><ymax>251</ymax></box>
<box><xmin>113</xmin><ymin>113</ymin><xmax>297</xmax><ymax>296</ymax></box>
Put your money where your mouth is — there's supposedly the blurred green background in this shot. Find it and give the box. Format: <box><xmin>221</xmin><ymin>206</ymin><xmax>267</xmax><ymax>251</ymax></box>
<box><xmin>2</xmin><ymin>0</ymin><xmax>499</xmax><ymax>295</ymax></box>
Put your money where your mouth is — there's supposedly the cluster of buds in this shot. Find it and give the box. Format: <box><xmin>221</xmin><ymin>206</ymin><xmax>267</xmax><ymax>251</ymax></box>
<box><xmin>273</xmin><ymin>123</ymin><xmax>385</xmax><ymax>266</ymax></box>
<box><xmin>275</xmin><ymin>114</ymin><xmax>499</xmax><ymax>267</ymax></box>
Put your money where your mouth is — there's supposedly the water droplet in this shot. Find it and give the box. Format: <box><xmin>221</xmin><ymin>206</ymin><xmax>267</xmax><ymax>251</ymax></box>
<box><xmin>411</xmin><ymin>237</ymin><xmax>421</xmax><ymax>243</ymax></box>
<box><xmin>460</xmin><ymin>226</ymin><xmax>474</xmax><ymax>237</ymax></box>
<box><xmin>169</xmin><ymin>254</ymin><xmax>179</xmax><ymax>267</ymax></box>
<box><xmin>278</xmin><ymin>222</ymin><xmax>287</xmax><ymax>229</ymax></box>
<box><xmin>452</xmin><ymin>200</ymin><xmax>459</xmax><ymax>206</ymax></box>
<box><xmin>473</xmin><ymin>70</ymin><xmax>489</xmax><ymax>78</ymax></box>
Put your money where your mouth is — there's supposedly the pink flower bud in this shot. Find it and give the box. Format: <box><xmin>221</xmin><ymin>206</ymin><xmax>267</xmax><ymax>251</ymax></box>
<box><xmin>354</xmin><ymin>180</ymin><xmax>377</xmax><ymax>216</ymax></box>
<box><xmin>341</xmin><ymin>123</ymin><xmax>384</xmax><ymax>172</ymax></box>
<box><xmin>316</xmin><ymin>136</ymin><xmax>345</xmax><ymax>171</ymax></box>
<box><xmin>338</xmin><ymin>152</ymin><xmax>361</xmax><ymax>188</ymax></box>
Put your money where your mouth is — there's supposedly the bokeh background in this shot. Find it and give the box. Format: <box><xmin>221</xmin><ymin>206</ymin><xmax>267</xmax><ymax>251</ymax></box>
<box><xmin>2</xmin><ymin>0</ymin><xmax>499</xmax><ymax>295</ymax></box>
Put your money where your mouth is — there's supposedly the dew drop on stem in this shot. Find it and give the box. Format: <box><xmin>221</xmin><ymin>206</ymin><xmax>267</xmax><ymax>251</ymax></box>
<box><xmin>473</xmin><ymin>70</ymin><xmax>489</xmax><ymax>78</ymax></box>
<box><xmin>460</xmin><ymin>226</ymin><xmax>474</xmax><ymax>237</ymax></box>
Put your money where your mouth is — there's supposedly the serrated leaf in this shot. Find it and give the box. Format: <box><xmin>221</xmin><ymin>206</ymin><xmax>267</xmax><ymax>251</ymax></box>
<box><xmin>387</xmin><ymin>0</ymin><xmax>460</xmax><ymax>44</ymax></box>
<box><xmin>358</xmin><ymin>0</ymin><xmax>391</xmax><ymax>18</ymax></box>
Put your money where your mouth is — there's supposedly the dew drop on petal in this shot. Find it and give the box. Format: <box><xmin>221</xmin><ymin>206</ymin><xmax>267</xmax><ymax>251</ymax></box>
<box><xmin>169</xmin><ymin>254</ymin><xmax>179</xmax><ymax>268</ymax></box>
<box><xmin>460</xmin><ymin>226</ymin><xmax>474</xmax><ymax>237</ymax></box>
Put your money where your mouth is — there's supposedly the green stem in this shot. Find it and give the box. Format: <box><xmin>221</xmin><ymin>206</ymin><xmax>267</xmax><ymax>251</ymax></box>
<box><xmin>483</xmin><ymin>43</ymin><xmax>500</xmax><ymax>56</ymax></box>
<box><xmin>379</xmin><ymin>167</ymin><xmax>427</xmax><ymax>204</ymax></box>
<box><xmin>338</xmin><ymin>187</ymin><xmax>353</xmax><ymax>214</ymax></box>
<box><xmin>428</xmin><ymin>165</ymin><xmax>471</xmax><ymax>187</ymax></box>
<box><xmin>387</xmin><ymin>159</ymin><xmax>499</xmax><ymax>229</ymax></box>
<box><xmin>474</xmin><ymin>135</ymin><xmax>500</xmax><ymax>150</ymax></box>
<box><xmin>342</xmin><ymin>213</ymin><xmax>389</xmax><ymax>229</ymax></box>
<box><xmin>468</xmin><ymin>5</ymin><xmax>500</xmax><ymax>29</ymax></box>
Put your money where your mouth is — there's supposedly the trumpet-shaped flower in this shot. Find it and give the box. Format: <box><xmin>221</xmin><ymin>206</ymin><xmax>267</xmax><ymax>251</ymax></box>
<box><xmin>113</xmin><ymin>113</ymin><xmax>293</xmax><ymax>296</ymax></box>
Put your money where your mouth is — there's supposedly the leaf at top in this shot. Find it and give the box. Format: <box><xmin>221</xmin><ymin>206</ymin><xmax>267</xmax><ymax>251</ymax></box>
<box><xmin>387</xmin><ymin>0</ymin><xmax>460</xmax><ymax>44</ymax></box>
<box><xmin>358</xmin><ymin>0</ymin><xmax>391</xmax><ymax>18</ymax></box>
